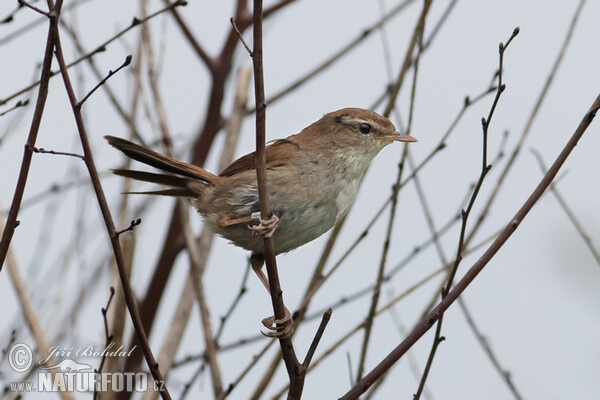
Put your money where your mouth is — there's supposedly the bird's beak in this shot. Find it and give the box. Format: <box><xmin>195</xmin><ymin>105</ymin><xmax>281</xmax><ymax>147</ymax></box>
<box><xmin>383</xmin><ymin>131</ymin><xmax>418</xmax><ymax>143</ymax></box>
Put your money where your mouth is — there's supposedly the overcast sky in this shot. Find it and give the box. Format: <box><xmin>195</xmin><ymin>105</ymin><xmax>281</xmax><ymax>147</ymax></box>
<box><xmin>1</xmin><ymin>1</ymin><xmax>599</xmax><ymax>399</ymax></box>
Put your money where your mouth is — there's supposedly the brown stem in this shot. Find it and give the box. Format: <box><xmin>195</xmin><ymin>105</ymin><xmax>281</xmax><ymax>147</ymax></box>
<box><xmin>464</xmin><ymin>0</ymin><xmax>586</xmax><ymax>247</ymax></box>
<box><xmin>51</xmin><ymin>17</ymin><xmax>171</xmax><ymax>399</ymax></box>
<box><xmin>0</xmin><ymin>0</ymin><xmax>186</xmax><ymax>107</ymax></box>
<box><xmin>251</xmin><ymin>1</ymin><xmax>305</xmax><ymax>399</ymax></box>
<box><xmin>340</xmin><ymin>94</ymin><xmax>600</xmax><ymax>400</ymax></box>
<box><xmin>0</xmin><ymin>0</ymin><xmax>59</xmax><ymax>271</ymax></box>
<box><xmin>414</xmin><ymin>27</ymin><xmax>519</xmax><ymax>399</ymax></box>
<box><xmin>383</xmin><ymin>0</ymin><xmax>432</xmax><ymax>117</ymax></box>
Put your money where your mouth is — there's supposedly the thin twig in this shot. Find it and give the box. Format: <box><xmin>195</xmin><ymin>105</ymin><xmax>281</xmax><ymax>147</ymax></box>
<box><xmin>383</xmin><ymin>0</ymin><xmax>432</xmax><ymax>117</ymax></box>
<box><xmin>257</xmin><ymin>81</ymin><xmax>494</xmax><ymax>397</ymax></box>
<box><xmin>115</xmin><ymin>218</ymin><xmax>142</xmax><ymax>237</ymax></box>
<box><xmin>58</xmin><ymin>19</ymin><xmax>145</xmax><ymax>144</ymax></box>
<box><xmin>77</xmin><ymin>55</ymin><xmax>132</xmax><ymax>108</ymax></box>
<box><xmin>465</xmin><ymin>0</ymin><xmax>587</xmax><ymax>247</ymax></box>
<box><xmin>251</xmin><ymin>1</ymin><xmax>306</xmax><ymax>399</ymax></box>
<box><xmin>180</xmin><ymin>206</ymin><xmax>224</xmax><ymax>398</ymax></box>
<box><xmin>0</xmin><ymin>0</ymin><xmax>93</xmax><ymax>45</ymax></box>
<box><xmin>93</xmin><ymin>287</ymin><xmax>116</xmax><ymax>399</ymax></box>
<box><xmin>0</xmin><ymin>0</ymin><xmax>60</xmax><ymax>271</ymax></box>
<box><xmin>125</xmin><ymin>3</ymin><xmax>295</xmax><ymax>377</ymax></box>
<box><xmin>296</xmin><ymin>80</ymin><xmax>492</xmax><ymax>314</ymax></box>
<box><xmin>272</xmin><ymin>247</ymin><xmax>476</xmax><ymax>399</ymax></box>
<box><xmin>170</xmin><ymin>208</ymin><xmax>468</xmax><ymax>368</ymax></box>
<box><xmin>302</xmin><ymin>308</ymin><xmax>332</xmax><ymax>368</ymax></box>
<box><xmin>340</xmin><ymin>94</ymin><xmax>600</xmax><ymax>400</ymax></box>
<box><xmin>104</xmin><ymin>32</ymin><xmax>143</xmax><ymax>379</ymax></box>
<box><xmin>217</xmin><ymin>339</ymin><xmax>277</xmax><ymax>400</ymax></box>
<box><xmin>255</xmin><ymin>0</ymin><xmax>417</xmax><ymax>112</ymax></box>
<box><xmin>230</xmin><ymin>17</ymin><xmax>253</xmax><ymax>56</ymax></box>
<box><xmin>356</xmin><ymin>8</ymin><xmax>426</xmax><ymax>381</ymax></box>
<box><xmin>0</xmin><ymin>0</ymin><xmax>186</xmax><ymax>106</ymax></box>
<box><xmin>31</xmin><ymin>146</ymin><xmax>85</xmax><ymax>160</ymax></box>
<box><xmin>0</xmin><ymin>100</ymin><xmax>30</xmax><ymax>117</ymax></box>
<box><xmin>17</xmin><ymin>0</ymin><xmax>49</xmax><ymax>17</ymax></box>
<box><xmin>142</xmin><ymin>67</ymin><xmax>252</xmax><ymax>398</ymax></box>
<box><xmin>414</xmin><ymin>27</ymin><xmax>519</xmax><ymax>400</ymax></box>
<box><xmin>215</xmin><ymin>262</ymin><xmax>251</xmax><ymax>340</ymax></box>
<box><xmin>407</xmin><ymin>134</ymin><xmax>522</xmax><ymax>399</ymax></box>
<box><xmin>52</xmin><ymin>16</ymin><xmax>171</xmax><ymax>399</ymax></box>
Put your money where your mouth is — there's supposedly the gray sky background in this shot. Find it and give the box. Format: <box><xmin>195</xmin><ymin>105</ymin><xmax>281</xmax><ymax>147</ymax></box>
<box><xmin>1</xmin><ymin>1</ymin><xmax>599</xmax><ymax>399</ymax></box>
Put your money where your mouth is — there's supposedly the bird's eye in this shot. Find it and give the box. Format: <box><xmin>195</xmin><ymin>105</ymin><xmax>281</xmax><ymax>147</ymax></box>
<box><xmin>359</xmin><ymin>123</ymin><xmax>372</xmax><ymax>134</ymax></box>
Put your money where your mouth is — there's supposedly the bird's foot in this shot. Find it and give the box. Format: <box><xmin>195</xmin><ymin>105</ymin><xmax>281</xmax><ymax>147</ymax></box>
<box><xmin>261</xmin><ymin>308</ymin><xmax>293</xmax><ymax>338</ymax></box>
<box><xmin>249</xmin><ymin>212</ymin><xmax>279</xmax><ymax>238</ymax></box>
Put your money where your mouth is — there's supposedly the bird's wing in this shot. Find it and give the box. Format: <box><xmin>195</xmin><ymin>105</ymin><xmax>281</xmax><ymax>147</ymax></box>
<box><xmin>218</xmin><ymin>137</ymin><xmax>300</xmax><ymax>177</ymax></box>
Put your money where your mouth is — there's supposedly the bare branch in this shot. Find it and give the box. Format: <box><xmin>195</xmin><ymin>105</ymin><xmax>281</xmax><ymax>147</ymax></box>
<box><xmin>414</xmin><ymin>27</ymin><xmax>519</xmax><ymax>399</ymax></box>
<box><xmin>465</xmin><ymin>0</ymin><xmax>587</xmax><ymax>246</ymax></box>
<box><xmin>251</xmin><ymin>2</ymin><xmax>306</xmax><ymax>399</ymax></box>
<box><xmin>17</xmin><ymin>0</ymin><xmax>49</xmax><ymax>18</ymax></box>
<box><xmin>383</xmin><ymin>0</ymin><xmax>432</xmax><ymax>117</ymax></box>
<box><xmin>0</xmin><ymin>0</ymin><xmax>186</xmax><ymax>106</ymax></box>
<box><xmin>31</xmin><ymin>146</ymin><xmax>85</xmax><ymax>160</ymax></box>
<box><xmin>230</xmin><ymin>17</ymin><xmax>253</xmax><ymax>56</ymax></box>
<box><xmin>77</xmin><ymin>55</ymin><xmax>132</xmax><ymax>108</ymax></box>
<box><xmin>116</xmin><ymin>218</ymin><xmax>142</xmax><ymax>237</ymax></box>
<box><xmin>0</xmin><ymin>99</ymin><xmax>30</xmax><ymax>117</ymax></box>
<box><xmin>0</xmin><ymin>0</ymin><xmax>62</xmax><ymax>271</ymax></box>
<box><xmin>52</xmin><ymin>17</ymin><xmax>171</xmax><ymax>399</ymax></box>
<box><xmin>93</xmin><ymin>287</ymin><xmax>116</xmax><ymax>400</ymax></box>
<box><xmin>340</xmin><ymin>94</ymin><xmax>600</xmax><ymax>400</ymax></box>
<box><xmin>302</xmin><ymin>308</ymin><xmax>332</xmax><ymax>369</ymax></box>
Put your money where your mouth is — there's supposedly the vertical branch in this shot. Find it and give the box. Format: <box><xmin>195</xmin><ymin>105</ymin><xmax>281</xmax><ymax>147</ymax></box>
<box><xmin>383</xmin><ymin>0</ymin><xmax>432</xmax><ymax>117</ymax></box>
<box><xmin>51</xmin><ymin>21</ymin><xmax>171</xmax><ymax>400</ymax></box>
<box><xmin>340</xmin><ymin>94</ymin><xmax>600</xmax><ymax>400</ymax></box>
<box><xmin>179</xmin><ymin>206</ymin><xmax>224</xmax><ymax>398</ymax></box>
<box><xmin>105</xmin><ymin>30</ymin><xmax>144</xmax><ymax>379</ymax></box>
<box><xmin>414</xmin><ymin>28</ymin><xmax>519</xmax><ymax>400</ymax></box>
<box><xmin>465</xmin><ymin>0</ymin><xmax>587</xmax><ymax>246</ymax></box>
<box><xmin>251</xmin><ymin>1</ymin><xmax>305</xmax><ymax>398</ymax></box>
<box><xmin>0</xmin><ymin>0</ymin><xmax>61</xmax><ymax>270</ymax></box>
<box><xmin>141</xmin><ymin>68</ymin><xmax>253</xmax><ymax>400</ymax></box>
<box><xmin>355</xmin><ymin>0</ymin><xmax>430</xmax><ymax>384</ymax></box>
<box><xmin>356</xmin><ymin>11</ymin><xmax>426</xmax><ymax>382</ymax></box>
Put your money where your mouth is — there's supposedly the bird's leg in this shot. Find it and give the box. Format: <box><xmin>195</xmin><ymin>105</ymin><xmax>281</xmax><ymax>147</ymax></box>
<box><xmin>250</xmin><ymin>253</ymin><xmax>293</xmax><ymax>338</ymax></box>
<box><xmin>216</xmin><ymin>215</ymin><xmax>253</xmax><ymax>227</ymax></box>
<box><xmin>250</xmin><ymin>253</ymin><xmax>270</xmax><ymax>292</ymax></box>
<box><xmin>248</xmin><ymin>212</ymin><xmax>279</xmax><ymax>238</ymax></box>
<box><xmin>216</xmin><ymin>212</ymin><xmax>279</xmax><ymax>239</ymax></box>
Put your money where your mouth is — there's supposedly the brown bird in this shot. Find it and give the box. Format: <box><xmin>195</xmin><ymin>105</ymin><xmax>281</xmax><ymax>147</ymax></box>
<box><xmin>106</xmin><ymin>108</ymin><xmax>416</xmax><ymax>337</ymax></box>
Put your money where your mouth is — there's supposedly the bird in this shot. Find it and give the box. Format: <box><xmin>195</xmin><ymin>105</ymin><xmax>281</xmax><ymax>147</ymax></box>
<box><xmin>105</xmin><ymin>107</ymin><xmax>416</xmax><ymax>337</ymax></box>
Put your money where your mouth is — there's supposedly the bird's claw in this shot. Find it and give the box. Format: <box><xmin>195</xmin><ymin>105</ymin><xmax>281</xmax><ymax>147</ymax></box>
<box><xmin>260</xmin><ymin>309</ymin><xmax>293</xmax><ymax>338</ymax></box>
<box><xmin>249</xmin><ymin>213</ymin><xmax>279</xmax><ymax>238</ymax></box>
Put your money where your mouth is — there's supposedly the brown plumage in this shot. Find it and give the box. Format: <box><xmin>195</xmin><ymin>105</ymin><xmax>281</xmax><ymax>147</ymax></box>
<box><xmin>106</xmin><ymin>108</ymin><xmax>416</xmax><ymax>253</ymax></box>
<box><xmin>106</xmin><ymin>108</ymin><xmax>416</xmax><ymax>337</ymax></box>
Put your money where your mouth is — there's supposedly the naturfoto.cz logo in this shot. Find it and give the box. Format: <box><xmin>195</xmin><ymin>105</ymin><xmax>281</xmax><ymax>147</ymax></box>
<box><xmin>7</xmin><ymin>343</ymin><xmax>164</xmax><ymax>394</ymax></box>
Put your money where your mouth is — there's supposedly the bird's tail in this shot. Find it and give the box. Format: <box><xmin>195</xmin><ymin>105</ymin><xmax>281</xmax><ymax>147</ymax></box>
<box><xmin>105</xmin><ymin>135</ymin><xmax>219</xmax><ymax>197</ymax></box>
